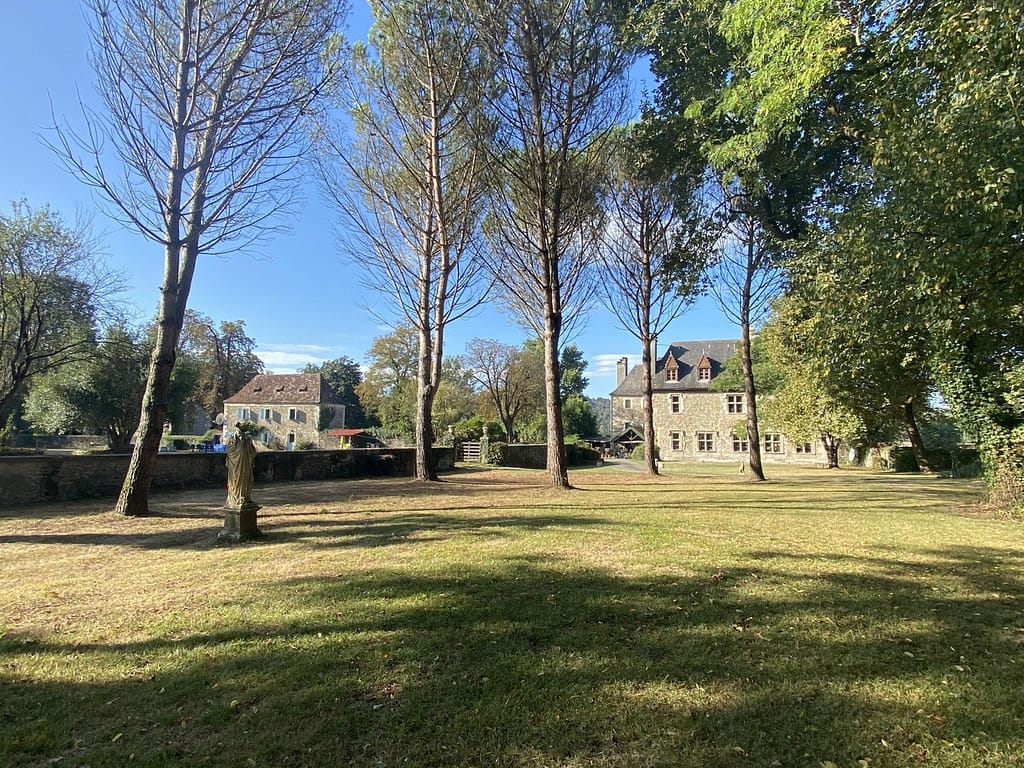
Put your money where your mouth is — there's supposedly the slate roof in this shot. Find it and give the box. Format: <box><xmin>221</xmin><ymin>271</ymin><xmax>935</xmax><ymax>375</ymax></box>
<box><xmin>223</xmin><ymin>373</ymin><xmax>342</xmax><ymax>406</ymax></box>
<box><xmin>610</xmin><ymin>339</ymin><xmax>738</xmax><ymax>397</ymax></box>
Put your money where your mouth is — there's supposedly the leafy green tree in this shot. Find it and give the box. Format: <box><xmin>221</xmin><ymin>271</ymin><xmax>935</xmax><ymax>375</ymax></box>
<box><xmin>562</xmin><ymin>394</ymin><xmax>598</xmax><ymax>439</ymax></box>
<box><xmin>668</xmin><ymin>0</ymin><xmax>1024</xmax><ymax>498</ymax></box>
<box><xmin>179</xmin><ymin>311</ymin><xmax>264</xmax><ymax>423</ymax></box>
<box><xmin>711</xmin><ymin>335</ymin><xmax>785</xmax><ymax>397</ymax></box>
<box><xmin>462</xmin><ymin>338</ymin><xmax>544</xmax><ymax>442</ymax></box>
<box><xmin>759</xmin><ymin>311</ymin><xmax>863</xmax><ymax>469</ymax></box>
<box><xmin>23</xmin><ymin>323</ymin><xmax>148</xmax><ymax>451</ymax></box>
<box><xmin>559</xmin><ymin>345</ymin><xmax>590</xmax><ymax>401</ymax></box>
<box><xmin>0</xmin><ymin>202</ymin><xmax>110</xmax><ymax>432</ymax></box>
<box><xmin>771</xmin><ymin>263</ymin><xmax>935</xmax><ymax>470</ymax></box>
<box><xmin>628</xmin><ymin>0</ymin><xmax>832</xmax><ymax>481</ymax></box>
<box><xmin>302</xmin><ymin>356</ymin><xmax>368</xmax><ymax>428</ymax></box>
<box><xmin>759</xmin><ymin>363</ymin><xmax>863</xmax><ymax>470</ymax></box>
<box><xmin>357</xmin><ymin>326</ymin><xmax>420</xmax><ymax>438</ymax></box>
<box><xmin>432</xmin><ymin>358</ymin><xmax>478</xmax><ymax>437</ymax></box>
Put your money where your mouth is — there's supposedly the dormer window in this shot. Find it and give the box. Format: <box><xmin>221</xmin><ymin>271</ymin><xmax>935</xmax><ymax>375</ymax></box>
<box><xmin>696</xmin><ymin>353</ymin><xmax>713</xmax><ymax>381</ymax></box>
<box><xmin>664</xmin><ymin>355</ymin><xmax>679</xmax><ymax>382</ymax></box>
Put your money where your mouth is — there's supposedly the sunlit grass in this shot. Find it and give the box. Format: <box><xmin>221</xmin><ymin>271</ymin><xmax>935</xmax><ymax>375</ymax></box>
<box><xmin>1</xmin><ymin>465</ymin><xmax>1021</xmax><ymax>767</ymax></box>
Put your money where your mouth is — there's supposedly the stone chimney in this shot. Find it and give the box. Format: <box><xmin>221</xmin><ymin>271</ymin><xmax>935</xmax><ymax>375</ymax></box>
<box><xmin>616</xmin><ymin>357</ymin><xmax>628</xmax><ymax>386</ymax></box>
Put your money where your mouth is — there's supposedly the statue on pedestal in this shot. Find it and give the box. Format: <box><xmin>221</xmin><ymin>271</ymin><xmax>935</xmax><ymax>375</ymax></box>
<box><xmin>218</xmin><ymin>424</ymin><xmax>262</xmax><ymax>543</ymax></box>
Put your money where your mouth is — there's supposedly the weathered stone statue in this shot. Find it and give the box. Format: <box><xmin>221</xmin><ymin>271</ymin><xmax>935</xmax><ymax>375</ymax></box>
<box><xmin>218</xmin><ymin>426</ymin><xmax>262</xmax><ymax>543</ymax></box>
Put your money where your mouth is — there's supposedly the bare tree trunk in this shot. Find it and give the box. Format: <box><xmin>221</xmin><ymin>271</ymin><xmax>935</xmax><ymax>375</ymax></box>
<box><xmin>544</xmin><ymin>320</ymin><xmax>569</xmax><ymax>488</ymax></box>
<box><xmin>740</xmin><ymin>238</ymin><xmax>765</xmax><ymax>481</ymax></box>
<box><xmin>821</xmin><ymin>434</ymin><xmax>840</xmax><ymax>469</ymax></box>
<box><xmin>116</xmin><ymin>247</ymin><xmax>192</xmax><ymax>515</ymax></box>
<box><xmin>414</xmin><ymin>323</ymin><xmax>439</xmax><ymax>481</ymax></box>
<box><xmin>641</xmin><ymin>333</ymin><xmax>658</xmax><ymax>476</ymax></box>
<box><xmin>902</xmin><ymin>396</ymin><xmax>932</xmax><ymax>472</ymax></box>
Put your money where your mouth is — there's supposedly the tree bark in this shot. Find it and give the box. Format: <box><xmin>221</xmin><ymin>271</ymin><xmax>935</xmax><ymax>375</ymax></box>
<box><xmin>115</xmin><ymin>248</ymin><xmax>190</xmax><ymax>515</ymax></box>
<box><xmin>740</xmin><ymin>236</ymin><xmax>766</xmax><ymax>481</ymax></box>
<box><xmin>901</xmin><ymin>396</ymin><xmax>932</xmax><ymax>472</ymax></box>
<box><xmin>414</xmin><ymin>319</ymin><xmax>439</xmax><ymax>481</ymax></box>
<box><xmin>544</xmin><ymin>320</ymin><xmax>569</xmax><ymax>488</ymax></box>
<box><xmin>641</xmin><ymin>333</ymin><xmax>658</xmax><ymax>476</ymax></box>
<box><xmin>821</xmin><ymin>434</ymin><xmax>840</xmax><ymax>469</ymax></box>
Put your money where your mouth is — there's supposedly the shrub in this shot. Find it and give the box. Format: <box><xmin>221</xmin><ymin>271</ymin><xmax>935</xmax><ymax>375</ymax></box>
<box><xmin>630</xmin><ymin>443</ymin><xmax>659</xmax><ymax>462</ymax></box>
<box><xmin>484</xmin><ymin>440</ymin><xmax>508</xmax><ymax>465</ymax></box>
<box><xmin>566</xmin><ymin>443</ymin><xmax>600</xmax><ymax>466</ymax></box>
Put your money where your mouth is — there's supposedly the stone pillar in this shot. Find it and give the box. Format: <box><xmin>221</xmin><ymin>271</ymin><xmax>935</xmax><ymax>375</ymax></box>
<box><xmin>219</xmin><ymin>498</ymin><xmax>262</xmax><ymax>543</ymax></box>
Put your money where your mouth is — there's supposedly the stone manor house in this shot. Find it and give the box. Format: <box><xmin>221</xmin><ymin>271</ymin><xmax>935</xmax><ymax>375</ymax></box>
<box><xmin>610</xmin><ymin>339</ymin><xmax>819</xmax><ymax>464</ymax></box>
<box><xmin>222</xmin><ymin>373</ymin><xmax>346</xmax><ymax>450</ymax></box>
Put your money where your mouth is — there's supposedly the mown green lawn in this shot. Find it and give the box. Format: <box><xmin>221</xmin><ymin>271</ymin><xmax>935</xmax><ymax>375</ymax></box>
<box><xmin>1</xmin><ymin>464</ymin><xmax>1021</xmax><ymax>767</ymax></box>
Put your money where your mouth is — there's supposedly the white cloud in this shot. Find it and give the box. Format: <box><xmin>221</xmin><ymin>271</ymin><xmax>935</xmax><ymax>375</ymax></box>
<box><xmin>257</xmin><ymin>344</ymin><xmax>334</xmax><ymax>372</ymax></box>
<box><xmin>590</xmin><ymin>353</ymin><xmax>633</xmax><ymax>377</ymax></box>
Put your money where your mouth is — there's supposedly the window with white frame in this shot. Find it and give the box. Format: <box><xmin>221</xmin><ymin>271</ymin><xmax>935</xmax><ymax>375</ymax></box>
<box><xmin>726</xmin><ymin>393</ymin><xmax>744</xmax><ymax>413</ymax></box>
<box><xmin>666</xmin><ymin>367</ymin><xmax>678</xmax><ymax>382</ymax></box>
<box><xmin>697</xmin><ymin>432</ymin><xmax>715</xmax><ymax>452</ymax></box>
<box><xmin>259</xmin><ymin>407</ymin><xmax>272</xmax><ymax>421</ymax></box>
<box><xmin>623</xmin><ymin>399</ymin><xmax>632</xmax><ymax>410</ymax></box>
<box><xmin>698</xmin><ymin>366</ymin><xmax>711</xmax><ymax>381</ymax></box>
<box><xmin>732</xmin><ymin>436</ymin><xmax>748</xmax><ymax>452</ymax></box>
<box><xmin>763</xmin><ymin>432</ymin><xmax>783</xmax><ymax>453</ymax></box>
<box><xmin>235</xmin><ymin>407</ymin><xmax>250</xmax><ymax>421</ymax></box>
<box><xmin>671</xmin><ymin>431</ymin><xmax>682</xmax><ymax>451</ymax></box>
<box><xmin>795</xmin><ymin>442</ymin><xmax>814</xmax><ymax>454</ymax></box>
<box><xmin>288</xmin><ymin>407</ymin><xmax>298</xmax><ymax>421</ymax></box>
<box><xmin>260</xmin><ymin>431</ymin><xmax>270</xmax><ymax>446</ymax></box>
<box><xmin>670</xmin><ymin>394</ymin><xmax>681</xmax><ymax>413</ymax></box>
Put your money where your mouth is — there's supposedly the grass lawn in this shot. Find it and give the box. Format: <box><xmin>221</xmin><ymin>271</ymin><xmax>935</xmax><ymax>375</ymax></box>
<box><xmin>1</xmin><ymin>463</ymin><xmax>1021</xmax><ymax>767</ymax></box>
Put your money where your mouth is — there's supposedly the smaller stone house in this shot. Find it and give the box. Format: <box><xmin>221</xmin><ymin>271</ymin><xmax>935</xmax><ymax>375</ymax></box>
<box><xmin>610</xmin><ymin>340</ymin><xmax>820</xmax><ymax>464</ymax></box>
<box><xmin>223</xmin><ymin>373</ymin><xmax>346</xmax><ymax>450</ymax></box>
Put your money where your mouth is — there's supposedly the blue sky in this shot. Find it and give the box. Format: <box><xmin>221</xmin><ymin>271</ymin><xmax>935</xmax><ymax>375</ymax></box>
<box><xmin>1</xmin><ymin>0</ymin><xmax>736</xmax><ymax>399</ymax></box>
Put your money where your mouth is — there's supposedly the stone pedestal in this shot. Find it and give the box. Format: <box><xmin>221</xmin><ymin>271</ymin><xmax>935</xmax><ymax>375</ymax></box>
<box><xmin>218</xmin><ymin>500</ymin><xmax>262</xmax><ymax>543</ymax></box>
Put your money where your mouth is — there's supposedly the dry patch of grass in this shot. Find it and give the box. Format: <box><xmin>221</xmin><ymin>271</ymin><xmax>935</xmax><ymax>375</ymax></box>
<box><xmin>1</xmin><ymin>465</ymin><xmax>1021</xmax><ymax>767</ymax></box>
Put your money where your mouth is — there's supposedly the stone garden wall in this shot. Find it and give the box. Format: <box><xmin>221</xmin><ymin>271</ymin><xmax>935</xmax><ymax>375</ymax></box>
<box><xmin>0</xmin><ymin>447</ymin><xmax>455</xmax><ymax>509</ymax></box>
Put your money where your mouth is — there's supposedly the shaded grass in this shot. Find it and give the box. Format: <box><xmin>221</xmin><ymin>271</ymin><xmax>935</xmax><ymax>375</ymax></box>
<box><xmin>1</xmin><ymin>466</ymin><xmax>1021</xmax><ymax>767</ymax></box>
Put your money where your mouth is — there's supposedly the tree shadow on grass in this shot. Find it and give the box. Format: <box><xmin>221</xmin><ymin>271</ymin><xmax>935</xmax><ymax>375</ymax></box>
<box><xmin>0</xmin><ymin>510</ymin><xmax>619</xmax><ymax>552</ymax></box>
<box><xmin>3</xmin><ymin>547</ymin><xmax>1022</xmax><ymax>767</ymax></box>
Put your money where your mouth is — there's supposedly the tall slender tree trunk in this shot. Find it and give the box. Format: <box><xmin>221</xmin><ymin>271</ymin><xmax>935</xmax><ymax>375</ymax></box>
<box><xmin>641</xmin><ymin>332</ymin><xmax>658</xmax><ymax>476</ymax></box>
<box><xmin>901</xmin><ymin>396</ymin><xmax>932</xmax><ymax>472</ymax></box>
<box><xmin>414</xmin><ymin>275</ymin><xmax>440</xmax><ymax>481</ymax></box>
<box><xmin>740</xmin><ymin>237</ymin><xmax>765</xmax><ymax>481</ymax></box>
<box><xmin>544</xmin><ymin>310</ymin><xmax>569</xmax><ymax>488</ymax></box>
<box><xmin>115</xmin><ymin>7</ymin><xmax>195</xmax><ymax>517</ymax></box>
<box><xmin>115</xmin><ymin>248</ymin><xmax>193</xmax><ymax>515</ymax></box>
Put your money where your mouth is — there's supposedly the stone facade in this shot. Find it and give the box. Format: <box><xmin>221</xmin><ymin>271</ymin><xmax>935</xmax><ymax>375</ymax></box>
<box><xmin>611</xmin><ymin>340</ymin><xmax>821</xmax><ymax>465</ymax></box>
<box><xmin>223</xmin><ymin>373</ymin><xmax>346</xmax><ymax>450</ymax></box>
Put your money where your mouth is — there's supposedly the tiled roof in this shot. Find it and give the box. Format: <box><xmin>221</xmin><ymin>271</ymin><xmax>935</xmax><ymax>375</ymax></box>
<box><xmin>610</xmin><ymin>339</ymin><xmax>738</xmax><ymax>397</ymax></box>
<box><xmin>223</xmin><ymin>373</ymin><xmax>341</xmax><ymax>405</ymax></box>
